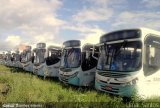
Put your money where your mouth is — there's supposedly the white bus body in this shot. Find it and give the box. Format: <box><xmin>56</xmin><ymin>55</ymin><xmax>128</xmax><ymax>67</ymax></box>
<box><xmin>95</xmin><ymin>28</ymin><xmax>160</xmax><ymax>98</ymax></box>
<box><xmin>45</xmin><ymin>46</ymin><xmax>61</xmax><ymax>77</ymax></box>
<box><xmin>21</xmin><ymin>46</ymin><xmax>33</xmax><ymax>72</ymax></box>
<box><xmin>33</xmin><ymin>43</ymin><xmax>47</xmax><ymax>76</ymax></box>
<box><xmin>13</xmin><ymin>50</ymin><xmax>22</xmax><ymax>68</ymax></box>
<box><xmin>59</xmin><ymin>40</ymin><xmax>99</xmax><ymax>86</ymax></box>
<box><xmin>5</xmin><ymin>51</ymin><xmax>12</xmax><ymax>67</ymax></box>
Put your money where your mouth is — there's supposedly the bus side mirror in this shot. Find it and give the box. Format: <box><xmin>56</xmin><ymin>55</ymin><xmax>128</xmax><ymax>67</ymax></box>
<box><xmin>92</xmin><ymin>46</ymin><xmax>98</xmax><ymax>60</ymax></box>
<box><xmin>86</xmin><ymin>51</ymin><xmax>90</xmax><ymax>59</ymax></box>
<box><xmin>148</xmin><ymin>46</ymin><xmax>156</xmax><ymax>66</ymax></box>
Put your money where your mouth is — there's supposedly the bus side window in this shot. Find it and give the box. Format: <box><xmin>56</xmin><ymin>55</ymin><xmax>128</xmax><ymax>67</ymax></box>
<box><xmin>144</xmin><ymin>35</ymin><xmax>160</xmax><ymax>76</ymax></box>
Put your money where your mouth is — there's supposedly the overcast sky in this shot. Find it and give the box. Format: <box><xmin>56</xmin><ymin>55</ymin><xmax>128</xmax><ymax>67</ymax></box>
<box><xmin>0</xmin><ymin>0</ymin><xmax>160</xmax><ymax>51</ymax></box>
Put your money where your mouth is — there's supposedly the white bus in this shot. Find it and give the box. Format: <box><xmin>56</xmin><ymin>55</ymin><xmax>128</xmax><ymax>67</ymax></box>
<box><xmin>21</xmin><ymin>46</ymin><xmax>33</xmax><ymax>72</ymax></box>
<box><xmin>33</xmin><ymin>43</ymin><xmax>46</xmax><ymax>76</ymax></box>
<box><xmin>45</xmin><ymin>46</ymin><xmax>61</xmax><ymax>77</ymax></box>
<box><xmin>0</xmin><ymin>52</ymin><xmax>6</xmax><ymax>65</ymax></box>
<box><xmin>20</xmin><ymin>51</ymin><xmax>26</xmax><ymax>68</ymax></box>
<box><xmin>5</xmin><ymin>51</ymin><xmax>12</xmax><ymax>67</ymax></box>
<box><xmin>0</xmin><ymin>53</ymin><xmax>3</xmax><ymax>65</ymax></box>
<box><xmin>95</xmin><ymin>28</ymin><xmax>160</xmax><ymax>98</ymax></box>
<box><xmin>11</xmin><ymin>52</ymin><xmax>16</xmax><ymax>67</ymax></box>
<box><xmin>13</xmin><ymin>50</ymin><xmax>22</xmax><ymax>68</ymax></box>
<box><xmin>59</xmin><ymin>40</ymin><xmax>99</xmax><ymax>86</ymax></box>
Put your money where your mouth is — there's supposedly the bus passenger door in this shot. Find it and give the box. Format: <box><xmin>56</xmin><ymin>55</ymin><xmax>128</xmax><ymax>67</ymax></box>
<box><xmin>143</xmin><ymin>35</ymin><xmax>160</xmax><ymax>96</ymax></box>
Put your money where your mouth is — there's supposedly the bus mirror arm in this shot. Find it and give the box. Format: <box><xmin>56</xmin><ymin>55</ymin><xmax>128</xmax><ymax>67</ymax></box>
<box><xmin>92</xmin><ymin>45</ymin><xmax>98</xmax><ymax>60</ymax></box>
<box><xmin>92</xmin><ymin>54</ymin><xmax>98</xmax><ymax>60</ymax></box>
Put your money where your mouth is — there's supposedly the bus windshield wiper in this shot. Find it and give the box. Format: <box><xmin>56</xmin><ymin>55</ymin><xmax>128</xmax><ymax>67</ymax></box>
<box><xmin>114</xmin><ymin>40</ymin><xmax>128</xmax><ymax>58</ymax></box>
<box><xmin>104</xmin><ymin>41</ymin><xmax>128</xmax><ymax>70</ymax></box>
<box><xmin>105</xmin><ymin>44</ymin><xmax>110</xmax><ymax>65</ymax></box>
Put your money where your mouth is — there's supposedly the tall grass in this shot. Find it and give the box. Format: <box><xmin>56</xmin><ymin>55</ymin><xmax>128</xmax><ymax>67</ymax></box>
<box><xmin>0</xmin><ymin>65</ymin><xmax>122</xmax><ymax>103</ymax></box>
<box><xmin>0</xmin><ymin>65</ymin><xmax>160</xmax><ymax>107</ymax></box>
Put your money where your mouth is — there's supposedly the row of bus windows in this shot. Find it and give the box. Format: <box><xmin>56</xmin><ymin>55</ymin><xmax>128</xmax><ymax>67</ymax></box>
<box><xmin>60</xmin><ymin>48</ymin><xmax>98</xmax><ymax>71</ymax></box>
<box><xmin>2</xmin><ymin>50</ymin><xmax>61</xmax><ymax>66</ymax></box>
<box><xmin>33</xmin><ymin>49</ymin><xmax>62</xmax><ymax>66</ymax></box>
<box><xmin>46</xmin><ymin>51</ymin><xmax>61</xmax><ymax>66</ymax></box>
<box><xmin>96</xmin><ymin>35</ymin><xmax>160</xmax><ymax>77</ymax></box>
<box><xmin>144</xmin><ymin>43</ymin><xmax>160</xmax><ymax>76</ymax></box>
<box><xmin>2</xmin><ymin>35</ymin><xmax>160</xmax><ymax>76</ymax></box>
<box><xmin>17</xmin><ymin>47</ymin><xmax>98</xmax><ymax>71</ymax></box>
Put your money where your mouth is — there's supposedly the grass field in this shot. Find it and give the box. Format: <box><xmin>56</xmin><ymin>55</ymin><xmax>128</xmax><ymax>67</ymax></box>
<box><xmin>0</xmin><ymin>65</ymin><xmax>160</xmax><ymax>107</ymax></box>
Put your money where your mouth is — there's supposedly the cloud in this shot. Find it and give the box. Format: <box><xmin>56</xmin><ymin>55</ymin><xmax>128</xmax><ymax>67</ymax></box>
<box><xmin>72</xmin><ymin>8</ymin><xmax>113</xmax><ymax>23</ymax></box>
<box><xmin>72</xmin><ymin>0</ymin><xmax>115</xmax><ymax>23</ymax></box>
<box><xmin>64</xmin><ymin>23</ymin><xmax>99</xmax><ymax>33</ymax></box>
<box><xmin>5</xmin><ymin>35</ymin><xmax>20</xmax><ymax>42</ymax></box>
<box><xmin>91</xmin><ymin>0</ymin><xmax>108</xmax><ymax>6</ymax></box>
<box><xmin>0</xmin><ymin>0</ymin><xmax>62</xmax><ymax>29</ymax></box>
<box><xmin>18</xmin><ymin>44</ymin><xmax>27</xmax><ymax>52</ymax></box>
<box><xmin>86</xmin><ymin>0</ymin><xmax>126</xmax><ymax>7</ymax></box>
<box><xmin>72</xmin><ymin>0</ymin><xmax>127</xmax><ymax>23</ymax></box>
<box><xmin>81</xmin><ymin>27</ymin><xmax>105</xmax><ymax>46</ymax></box>
<box><xmin>44</xmin><ymin>16</ymin><xmax>65</xmax><ymax>27</ymax></box>
<box><xmin>112</xmin><ymin>11</ymin><xmax>160</xmax><ymax>30</ymax></box>
<box><xmin>0</xmin><ymin>0</ymin><xmax>64</xmax><ymax>51</ymax></box>
<box><xmin>1</xmin><ymin>0</ymin><xmax>159</xmax><ymax>52</ymax></box>
<box><xmin>63</xmin><ymin>22</ymin><xmax>105</xmax><ymax>46</ymax></box>
<box><xmin>0</xmin><ymin>35</ymin><xmax>22</xmax><ymax>51</ymax></box>
<box><xmin>142</xmin><ymin>0</ymin><xmax>160</xmax><ymax>7</ymax></box>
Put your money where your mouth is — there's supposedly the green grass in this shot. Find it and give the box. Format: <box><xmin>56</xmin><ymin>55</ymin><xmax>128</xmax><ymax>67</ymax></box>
<box><xmin>0</xmin><ymin>65</ymin><xmax>159</xmax><ymax>107</ymax></box>
<box><xmin>0</xmin><ymin>65</ymin><xmax>122</xmax><ymax>102</ymax></box>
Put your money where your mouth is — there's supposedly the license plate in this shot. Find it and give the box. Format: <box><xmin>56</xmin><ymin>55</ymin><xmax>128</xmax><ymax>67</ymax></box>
<box><xmin>105</xmin><ymin>86</ymin><xmax>112</xmax><ymax>90</ymax></box>
<box><xmin>48</xmin><ymin>67</ymin><xmax>53</xmax><ymax>69</ymax></box>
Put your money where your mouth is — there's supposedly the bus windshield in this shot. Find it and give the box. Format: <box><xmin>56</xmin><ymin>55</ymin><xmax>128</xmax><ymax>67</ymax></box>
<box><xmin>34</xmin><ymin>49</ymin><xmax>45</xmax><ymax>64</ymax></box>
<box><xmin>60</xmin><ymin>48</ymin><xmax>81</xmax><ymax>68</ymax></box>
<box><xmin>6</xmin><ymin>54</ymin><xmax>11</xmax><ymax>61</ymax></box>
<box><xmin>97</xmin><ymin>41</ymin><xmax>142</xmax><ymax>72</ymax></box>
<box><xmin>46</xmin><ymin>49</ymin><xmax>61</xmax><ymax>65</ymax></box>
<box><xmin>15</xmin><ymin>54</ymin><xmax>20</xmax><ymax>61</ymax></box>
<box><xmin>24</xmin><ymin>51</ymin><xmax>31</xmax><ymax>62</ymax></box>
<box><xmin>21</xmin><ymin>51</ymin><xmax>26</xmax><ymax>62</ymax></box>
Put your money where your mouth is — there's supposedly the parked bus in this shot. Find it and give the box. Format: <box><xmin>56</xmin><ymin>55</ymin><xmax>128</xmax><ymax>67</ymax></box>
<box><xmin>59</xmin><ymin>40</ymin><xmax>99</xmax><ymax>86</ymax></box>
<box><xmin>0</xmin><ymin>53</ymin><xmax>3</xmax><ymax>65</ymax></box>
<box><xmin>1</xmin><ymin>52</ymin><xmax>6</xmax><ymax>65</ymax></box>
<box><xmin>5</xmin><ymin>51</ymin><xmax>12</xmax><ymax>67</ymax></box>
<box><xmin>13</xmin><ymin>50</ymin><xmax>21</xmax><ymax>68</ymax></box>
<box><xmin>20</xmin><ymin>51</ymin><xmax>26</xmax><ymax>68</ymax></box>
<box><xmin>95</xmin><ymin>28</ymin><xmax>160</xmax><ymax>98</ymax></box>
<box><xmin>11</xmin><ymin>52</ymin><xmax>16</xmax><ymax>67</ymax></box>
<box><xmin>21</xmin><ymin>46</ymin><xmax>33</xmax><ymax>72</ymax></box>
<box><xmin>45</xmin><ymin>46</ymin><xmax>61</xmax><ymax>77</ymax></box>
<box><xmin>33</xmin><ymin>43</ymin><xmax>46</xmax><ymax>76</ymax></box>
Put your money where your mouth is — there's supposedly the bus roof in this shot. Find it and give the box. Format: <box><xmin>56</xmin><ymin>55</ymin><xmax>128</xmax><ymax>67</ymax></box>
<box><xmin>107</xmin><ymin>27</ymin><xmax>160</xmax><ymax>34</ymax></box>
<box><xmin>140</xmin><ymin>27</ymin><xmax>160</xmax><ymax>39</ymax></box>
<box><xmin>63</xmin><ymin>40</ymin><xmax>81</xmax><ymax>48</ymax></box>
<box><xmin>100</xmin><ymin>27</ymin><xmax>160</xmax><ymax>43</ymax></box>
<box><xmin>47</xmin><ymin>45</ymin><xmax>61</xmax><ymax>50</ymax></box>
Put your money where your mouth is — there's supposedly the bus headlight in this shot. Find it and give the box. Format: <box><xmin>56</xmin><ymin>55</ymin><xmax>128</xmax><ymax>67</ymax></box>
<box><xmin>132</xmin><ymin>77</ymin><xmax>138</xmax><ymax>84</ymax></box>
<box><xmin>95</xmin><ymin>77</ymin><xmax>100</xmax><ymax>82</ymax></box>
<box><xmin>122</xmin><ymin>77</ymin><xmax>138</xmax><ymax>86</ymax></box>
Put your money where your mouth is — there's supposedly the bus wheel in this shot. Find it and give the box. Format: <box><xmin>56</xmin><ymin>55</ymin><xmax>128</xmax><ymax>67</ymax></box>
<box><xmin>122</xmin><ymin>97</ymin><xmax>131</xmax><ymax>103</ymax></box>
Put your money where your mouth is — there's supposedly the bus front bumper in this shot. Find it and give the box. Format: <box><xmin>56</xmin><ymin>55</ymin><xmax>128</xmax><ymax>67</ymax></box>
<box><xmin>95</xmin><ymin>80</ymin><xmax>136</xmax><ymax>97</ymax></box>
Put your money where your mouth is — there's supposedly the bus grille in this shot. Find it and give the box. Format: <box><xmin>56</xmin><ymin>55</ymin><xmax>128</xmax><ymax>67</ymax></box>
<box><xmin>60</xmin><ymin>68</ymin><xmax>72</xmax><ymax>72</ymax></box>
<box><xmin>59</xmin><ymin>72</ymin><xmax>78</xmax><ymax>83</ymax></box>
<box><xmin>101</xmin><ymin>85</ymin><xmax>119</xmax><ymax>93</ymax></box>
<box><xmin>60</xmin><ymin>76</ymin><xmax>68</xmax><ymax>83</ymax></box>
<box><xmin>97</xmin><ymin>71</ymin><xmax>129</xmax><ymax>78</ymax></box>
